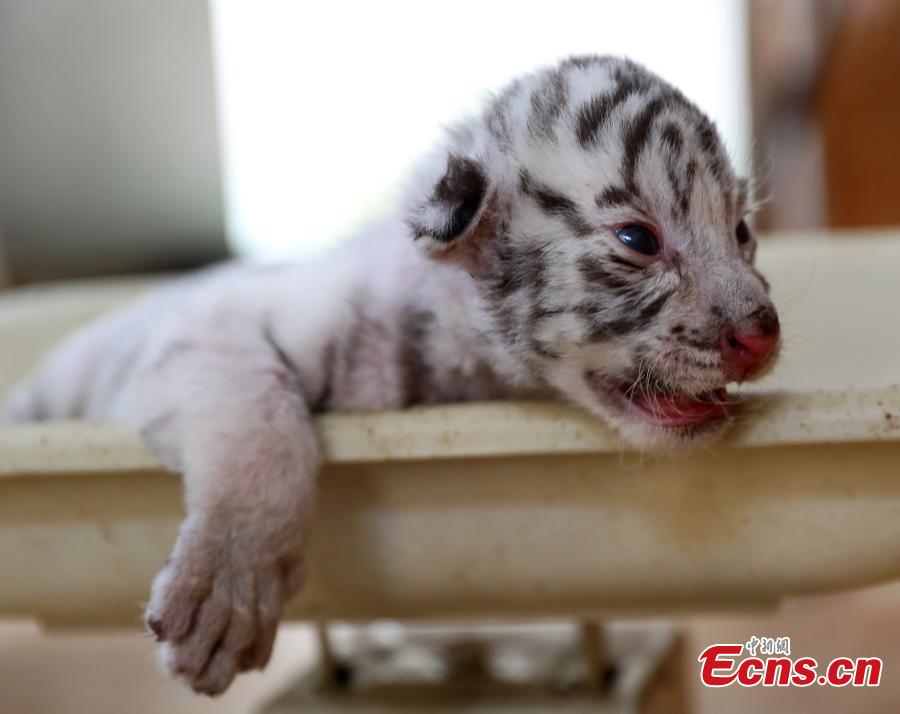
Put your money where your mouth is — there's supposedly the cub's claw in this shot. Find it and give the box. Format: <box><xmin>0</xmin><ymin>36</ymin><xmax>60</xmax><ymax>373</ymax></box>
<box><xmin>145</xmin><ymin>516</ymin><xmax>303</xmax><ymax>695</ymax></box>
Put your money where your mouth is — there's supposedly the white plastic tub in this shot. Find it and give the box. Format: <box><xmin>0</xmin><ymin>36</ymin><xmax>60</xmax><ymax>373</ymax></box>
<box><xmin>1</xmin><ymin>231</ymin><xmax>898</xmax><ymax>627</ymax></box>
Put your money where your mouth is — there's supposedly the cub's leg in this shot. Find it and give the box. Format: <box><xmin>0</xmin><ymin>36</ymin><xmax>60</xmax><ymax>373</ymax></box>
<box><xmin>135</xmin><ymin>329</ymin><xmax>318</xmax><ymax>696</ymax></box>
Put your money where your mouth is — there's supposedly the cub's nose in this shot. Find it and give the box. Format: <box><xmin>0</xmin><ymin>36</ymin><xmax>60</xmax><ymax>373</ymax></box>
<box><xmin>719</xmin><ymin>306</ymin><xmax>780</xmax><ymax>379</ymax></box>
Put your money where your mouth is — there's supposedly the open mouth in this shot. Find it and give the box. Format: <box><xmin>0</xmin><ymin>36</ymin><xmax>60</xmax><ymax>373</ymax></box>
<box><xmin>614</xmin><ymin>385</ymin><xmax>730</xmax><ymax>428</ymax></box>
<box><xmin>588</xmin><ymin>372</ymin><xmax>731</xmax><ymax>429</ymax></box>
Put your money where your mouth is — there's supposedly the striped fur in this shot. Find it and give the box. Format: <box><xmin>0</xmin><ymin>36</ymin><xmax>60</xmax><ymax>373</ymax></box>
<box><xmin>1</xmin><ymin>56</ymin><xmax>778</xmax><ymax>695</ymax></box>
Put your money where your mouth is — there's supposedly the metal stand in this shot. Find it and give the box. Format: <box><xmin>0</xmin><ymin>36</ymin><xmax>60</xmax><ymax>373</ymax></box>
<box><xmin>262</xmin><ymin>620</ymin><xmax>686</xmax><ymax>713</ymax></box>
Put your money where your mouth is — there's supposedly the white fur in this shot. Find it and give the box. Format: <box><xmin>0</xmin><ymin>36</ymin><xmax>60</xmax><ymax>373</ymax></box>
<box><xmin>1</xmin><ymin>56</ymin><xmax>778</xmax><ymax>695</ymax></box>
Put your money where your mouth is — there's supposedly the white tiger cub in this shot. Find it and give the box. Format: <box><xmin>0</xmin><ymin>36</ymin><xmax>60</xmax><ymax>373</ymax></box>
<box><xmin>1</xmin><ymin>55</ymin><xmax>780</xmax><ymax>695</ymax></box>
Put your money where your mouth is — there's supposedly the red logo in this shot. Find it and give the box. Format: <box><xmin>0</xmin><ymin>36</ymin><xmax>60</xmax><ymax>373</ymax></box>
<box><xmin>698</xmin><ymin>639</ymin><xmax>881</xmax><ymax>688</ymax></box>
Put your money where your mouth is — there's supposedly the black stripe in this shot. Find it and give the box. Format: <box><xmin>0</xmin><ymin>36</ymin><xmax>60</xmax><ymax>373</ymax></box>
<box><xmin>635</xmin><ymin>290</ymin><xmax>671</xmax><ymax>324</ymax></box>
<box><xmin>595</xmin><ymin>185</ymin><xmax>636</xmax><ymax>209</ymax></box>
<box><xmin>560</xmin><ymin>54</ymin><xmax>609</xmax><ymax>71</ymax></box>
<box><xmin>530</xmin><ymin>338</ymin><xmax>562</xmax><ymax>360</ymax></box>
<box><xmin>585</xmin><ymin>289</ymin><xmax>673</xmax><ymax>342</ymax></box>
<box><xmin>666</xmin><ymin>158</ymin><xmax>696</xmax><ymax>221</ymax></box>
<box><xmin>680</xmin><ymin>160</ymin><xmax>697</xmax><ymax>217</ymax></box>
<box><xmin>311</xmin><ymin>341</ymin><xmax>336</xmax><ymax>413</ymax></box>
<box><xmin>735</xmin><ymin>177</ymin><xmax>750</xmax><ymax>210</ymax></box>
<box><xmin>606</xmin><ymin>254</ymin><xmax>644</xmax><ymax>271</ymax></box>
<box><xmin>519</xmin><ymin>169</ymin><xmax>593</xmax><ymax>237</ymax></box>
<box><xmin>661</xmin><ymin>122</ymin><xmax>683</xmax><ymax>155</ymax></box>
<box><xmin>696</xmin><ymin>117</ymin><xmax>719</xmax><ymax>156</ymax></box>
<box><xmin>621</xmin><ymin>96</ymin><xmax>665</xmax><ymax>195</ymax></box>
<box><xmin>695</xmin><ymin>116</ymin><xmax>732</xmax><ymax>199</ymax></box>
<box><xmin>610</xmin><ymin>61</ymin><xmax>655</xmax><ymax>92</ymax></box>
<box><xmin>397</xmin><ymin>307</ymin><xmax>435</xmax><ymax>406</ymax></box>
<box><xmin>527</xmin><ymin>70</ymin><xmax>568</xmax><ymax>140</ymax></box>
<box><xmin>578</xmin><ymin>255</ymin><xmax>630</xmax><ymax>291</ymax></box>
<box><xmin>576</xmin><ymin>82</ymin><xmax>636</xmax><ymax>148</ymax></box>
<box><xmin>489</xmin><ymin>242</ymin><xmax>549</xmax><ymax>300</ymax></box>
<box><xmin>262</xmin><ymin>318</ymin><xmax>299</xmax><ymax>379</ymax></box>
<box><xmin>486</xmin><ymin>79</ymin><xmax>521</xmax><ymax>151</ymax></box>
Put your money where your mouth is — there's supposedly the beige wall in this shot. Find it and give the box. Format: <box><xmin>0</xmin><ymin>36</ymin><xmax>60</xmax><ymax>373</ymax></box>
<box><xmin>0</xmin><ymin>0</ymin><xmax>228</xmax><ymax>284</ymax></box>
<box><xmin>0</xmin><ymin>229</ymin><xmax>9</xmax><ymax>289</ymax></box>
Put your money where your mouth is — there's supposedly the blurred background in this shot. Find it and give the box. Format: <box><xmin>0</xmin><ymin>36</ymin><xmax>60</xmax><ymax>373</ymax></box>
<box><xmin>4</xmin><ymin>0</ymin><xmax>896</xmax><ymax>288</ymax></box>
<box><xmin>2</xmin><ymin>1</ymin><xmax>900</xmax><ymax>713</ymax></box>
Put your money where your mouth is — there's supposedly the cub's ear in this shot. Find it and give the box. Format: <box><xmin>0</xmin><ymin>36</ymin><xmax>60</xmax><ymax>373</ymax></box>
<box><xmin>406</xmin><ymin>153</ymin><xmax>491</xmax><ymax>254</ymax></box>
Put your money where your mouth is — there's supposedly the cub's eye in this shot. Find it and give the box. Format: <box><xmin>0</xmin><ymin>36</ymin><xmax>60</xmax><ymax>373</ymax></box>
<box><xmin>736</xmin><ymin>219</ymin><xmax>753</xmax><ymax>245</ymax></box>
<box><xmin>614</xmin><ymin>225</ymin><xmax>660</xmax><ymax>256</ymax></box>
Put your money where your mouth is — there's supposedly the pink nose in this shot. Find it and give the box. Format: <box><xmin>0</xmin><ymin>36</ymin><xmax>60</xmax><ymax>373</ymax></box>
<box><xmin>720</xmin><ymin>307</ymin><xmax>780</xmax><ymax>378</ymax></box>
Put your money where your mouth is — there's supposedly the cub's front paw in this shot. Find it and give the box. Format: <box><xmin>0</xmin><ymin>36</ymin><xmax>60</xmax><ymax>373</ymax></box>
<box><xmin>144</xmin><ymin>516</ymin><xmax>305</xmax><ymax>696</ymax></box>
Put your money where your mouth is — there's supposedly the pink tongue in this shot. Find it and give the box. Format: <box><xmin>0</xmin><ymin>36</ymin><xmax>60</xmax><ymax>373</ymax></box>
<box><xmin>629</xmin><ymin>389</ymin><xmax>728</xmax><ymax>427</ymax></box>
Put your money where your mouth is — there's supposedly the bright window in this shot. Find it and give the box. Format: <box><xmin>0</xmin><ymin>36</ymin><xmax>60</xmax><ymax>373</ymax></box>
<box><xmin>210</xmin><ymin>0</ymin><xmax>749</xmax><ymax>260</ymax></box>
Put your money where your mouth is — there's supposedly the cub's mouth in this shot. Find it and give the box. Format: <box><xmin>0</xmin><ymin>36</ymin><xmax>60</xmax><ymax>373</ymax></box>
<box><xmin>587</xmin><ymin>371</ymin><xmax>732</xmax><ymax>431</ymax></box>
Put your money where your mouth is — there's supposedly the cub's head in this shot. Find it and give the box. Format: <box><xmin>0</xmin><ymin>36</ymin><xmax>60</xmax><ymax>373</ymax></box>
<box><xmin>407</xmin><ymin>55</ymin><xmax>779</xmax><ymax>446</ymax></box>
